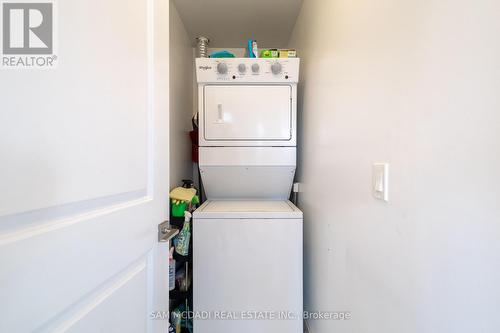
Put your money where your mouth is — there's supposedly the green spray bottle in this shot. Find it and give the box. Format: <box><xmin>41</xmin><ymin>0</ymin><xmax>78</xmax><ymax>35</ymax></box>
<box><xmin>175</xmin><ymin>211</ymin><xmax>191</xmax><ymax>256</ymax></box>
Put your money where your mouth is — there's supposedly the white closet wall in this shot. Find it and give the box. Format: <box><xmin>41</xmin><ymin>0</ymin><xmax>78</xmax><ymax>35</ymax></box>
<box><xmin>169</xmin><ymin>1</ymin><xmax>194</xmax><ymax>188</ymax></box>
<box><xmin>289</xmin><ymin>1</ymin><xmax>500</xmax><ymax>332</ymax></box>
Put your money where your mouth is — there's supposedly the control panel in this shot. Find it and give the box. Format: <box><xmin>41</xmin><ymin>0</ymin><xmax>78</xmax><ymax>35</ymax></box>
<box><xmin>196</xmin><ymin>58</ymin><xmax>300</xmax><ymax>83</ymax></box>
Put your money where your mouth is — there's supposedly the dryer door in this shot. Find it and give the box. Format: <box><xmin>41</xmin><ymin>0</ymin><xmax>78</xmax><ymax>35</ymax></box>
<box><xmin>203</xmin><ymin>85</ymin><xmax>292</xmax><ymax>142</ymax></box>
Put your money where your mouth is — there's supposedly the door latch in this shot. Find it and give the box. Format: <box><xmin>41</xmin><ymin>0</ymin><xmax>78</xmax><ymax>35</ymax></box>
<box><xmin>158</xmin><ymin>221</ymin><xmax>179</xmax><ymax>242</ymax></box>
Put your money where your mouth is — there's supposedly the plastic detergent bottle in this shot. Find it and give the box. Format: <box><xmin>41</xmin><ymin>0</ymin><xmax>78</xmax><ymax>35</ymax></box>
<box><xmin>169</xmin><ymin>247</ymin><xmax>175</xmax><ymax>291</ymax></box>
<box><xmin>175</xmin><ymin>211</ymin><xmax>192</xmax><ymax>256</ymax></box>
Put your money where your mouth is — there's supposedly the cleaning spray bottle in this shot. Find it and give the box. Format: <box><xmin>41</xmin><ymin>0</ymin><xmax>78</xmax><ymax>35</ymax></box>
<box><xmin>247</xmin><ymin>39</ymin><xmax>258</xmax><ymax>58</ymax></box>
<box><xmin>175</xmin><ymin>211</ymin><xmax>192</xmax><ymax>256</ymax></box>
<box><xmin>252</xmin><ymin>40</ymin><xmax>259</xmax><ymax>58</ymax></box>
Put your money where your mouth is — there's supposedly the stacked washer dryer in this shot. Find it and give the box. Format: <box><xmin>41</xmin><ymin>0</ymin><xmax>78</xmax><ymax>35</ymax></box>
<box><xmin>193</xmin><ymin>57</ymin><xmax>303</xmax><ymax>333</ymax></box>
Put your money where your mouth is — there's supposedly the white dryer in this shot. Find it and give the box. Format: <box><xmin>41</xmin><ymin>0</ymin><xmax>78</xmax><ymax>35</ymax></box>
<box><xmin>194</xmin><ymin>58</ymin><xmax>302</xmax><ymax>333</ymax></box>
<box><xmin>196</xmin><ymin>57</ymin><xmax>300</xmax><ymax>200</ymax></box>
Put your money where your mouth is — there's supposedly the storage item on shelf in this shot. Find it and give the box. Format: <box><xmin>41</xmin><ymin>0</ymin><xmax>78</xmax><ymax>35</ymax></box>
<box><xmin>175</xmin><ymin>211</ymin><xmax>192</xmax><ymax>256</ymax></box>
<box><xmin>175</xmin><ymin>265</ymin><xmax>191</xmax><ymax>292</ymax></box>
<box><xmin>210</xmin><ymin>50</ymin><xmax>235</xmax><ymax>58</ymax></box>
<box><xmin>188</xmin><ymin>195</ymin><xmax>199</xmax><ymax>212</ymax></box>
<box><xmin>279</xmin><ymin>49</ymin><xmax>297</xmax><ymax>58</ymax></box>
<box><xmin>196</xmin><ymin>36</ymin><xmax>209</xmax><ymax>58</ymax></box>
<box><xmin>171</xmin><ymin>301</ymin><xmax>193</xmax><ymax>333</ymax></box>
<box><xmin>171</xmin><ymin>306</ymin><xmax>182</xmax><ymax>333</ymax></box>
<box><xmin>182</xmin><ymin>179</ymin><xmax>200</xmax><ymax>210</ymax></box>
<box><xmin>260</xmin><ymin>49</ymin><xmax>279</xmax><ymax>58</ymax></box>
<box><xmin>169</xmin><ymin>247</ymin><xmax>176</xmax><ymax>291</ymax></box>
<box><xmin>181</xmin><ymin>179</ymin><xmax>194</xmax><ymax>188</ymax></box>
<box><xmin>170</xmin><ymin>187</ymin><xmax>197</xmax><ymax>203</ymax></box>
<box><xmin>171</xmin><ymin>201</ymin><xmax>187</xmax><ymax>217</ymax></box>
<box><xmin>252</xmin><ymin>40</ymin><xmax>259</xmax><ymax>58</ymax></box>
<box><xmin>170</xmin><ymin>186</ymin><xmax>198</xmax><ymax>217</ymax></box>
<box><xmin>247</xmin><ymin>39</ymin><xmax>258</xmax><ymax>58</ymax></box>
<box><xmin>190</xmin><ymin>114</ymin><xmax>199</xmax><ymax>163</ymax></box>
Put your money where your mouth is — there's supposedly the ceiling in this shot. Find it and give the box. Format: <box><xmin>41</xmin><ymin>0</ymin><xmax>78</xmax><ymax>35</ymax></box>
<box><xmin>172</xmin><ymin>0</ymin><xmax>303</xmax><ymax>48</ymax></box>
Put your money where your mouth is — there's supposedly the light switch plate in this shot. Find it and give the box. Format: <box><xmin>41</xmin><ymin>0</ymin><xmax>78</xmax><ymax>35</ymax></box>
<box><xmin>373</xmin><ymin>163</ymin><xmax>389</xmax><ymax>202</ymax></box>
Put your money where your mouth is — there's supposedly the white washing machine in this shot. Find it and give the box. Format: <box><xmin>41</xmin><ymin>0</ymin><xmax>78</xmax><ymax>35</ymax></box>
<box><xmin>193</xmin><ymin>200</ymin><xmax>302</xmax><ymax>333</ymax></box>
<box><xmin>194</xmin><ymin>58</ymin><xmax>302</xmax><ymax>333</ymax></box>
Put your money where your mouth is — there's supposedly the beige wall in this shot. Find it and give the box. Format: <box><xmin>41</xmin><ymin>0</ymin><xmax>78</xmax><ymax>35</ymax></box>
<box><xmin>169</xmin><ymin>1</ymin><xmax>194</xmax><ymax>189</ymax></box>
<box><xmin>289</xmin><ymin>0</ymin><xmax>500</xmax><ymax>332</ymax></box>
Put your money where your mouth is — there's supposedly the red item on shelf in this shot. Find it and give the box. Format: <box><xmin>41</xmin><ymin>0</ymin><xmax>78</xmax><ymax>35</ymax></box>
<box><xmin>190</xmin><ymin>130</ymin><xmax>199</xmax><ymax>163</ymax></box>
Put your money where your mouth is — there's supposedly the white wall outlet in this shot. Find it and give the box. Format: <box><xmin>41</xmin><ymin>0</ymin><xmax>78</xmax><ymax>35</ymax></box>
<box><xmin>373</xmin><ymin>163</ymin><xmax>389</xmax><ymax>202</ymax></box>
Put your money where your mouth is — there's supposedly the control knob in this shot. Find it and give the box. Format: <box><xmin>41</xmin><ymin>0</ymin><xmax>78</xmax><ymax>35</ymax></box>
<box><xmin>251</xmin><ymin>63</ymin><xmax>260</xmax><ymax>73</ymax></box>
<box><xmin>217</xmin><ymin>62</ymin><xmax>228</xmax><ymax>74</ymax></box>
<box><xmin>238</xmin><ymin>63</ymin><xmax>247</xmax><ymax>73</ymax></box>
<box><xmin>271</xmin><ymin>62</ymin><xmax>282</xmax><ymax>75</ymax></box>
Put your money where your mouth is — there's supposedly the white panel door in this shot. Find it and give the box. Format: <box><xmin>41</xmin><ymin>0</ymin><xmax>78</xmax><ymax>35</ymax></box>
<box><xmin>203</xmin><ymin>85</ymin><xmax>292</xmax><ymax>141</ymax></box>
<box><xmin>0</xmin><ymin>0</ymin><xmax>170</xmax><ymax>332</ymax></box>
